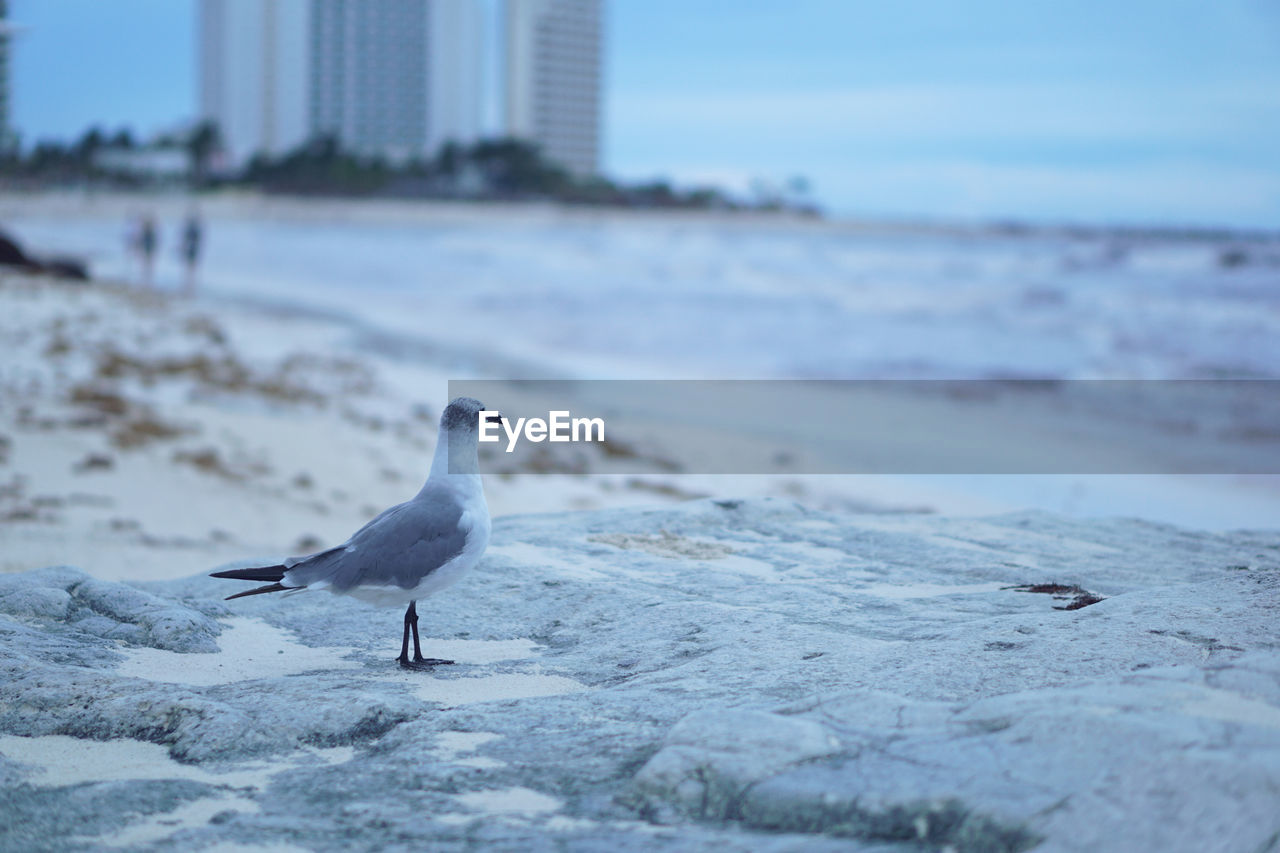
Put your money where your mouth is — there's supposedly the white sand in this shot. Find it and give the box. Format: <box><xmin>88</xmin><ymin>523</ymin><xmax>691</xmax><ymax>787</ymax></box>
<box><xmin>109</xmin><ymin>603</ymin><xmax>582</xmax><ymax>707</ymax></box>
<box><xmin>454</xmin><ymin>786</ymin><xmax>563</xmax><ymax>815</ymax></box>
<box><xmin>9</xmin><ymin>728</ymin><xmax>663</xmax><ymax>842</ymax></box>
<box><xmin>116</xmin><ymin>613</ymin><xmax>544</xmax><ymax>689</ymax></box>
<box><xmin>96</xmin><ymin>795</ymin><xmax>261</xmax><ymax>848</ymax></box>
<box><xmin>433</xmin><ymin>731</ymin><xmax>506</xmax><ymax>769</ymax></box>
<box><xmin>1</xmin><ymin>272</ymin><xmax>842</xmax><ymax>584</ymax></box>
<box><xmin>116</xmin><ymin>617</ymin><xmax>359</xmax><ymax>685</ymax></box>
<box><xmin>391</xmin><ymin>637</ymin><xmax>540</xmax><ymax>665</ymax></box>
<box><xmin>413</xmin><ymin>672</ymin><xmax>588</xmax><ymax>706</ymax></box>
<box><xmin>0</xmin><ymin>734</ymin><xmax>353</xmax><ymax>789</ymax></box>
<box><xmin>0</xmin><ymin>734</ymin><xmax>239</xmax><ymax>787</ymax></box>
<box><xmin>115</xmin><ymin>614</ymin><xmax>565</xmax><ymax>709</ymax></box>
<box><xmin>1</xmin><ymin>733</ymin><xmax>353</xmax><ymax>846</ymax></box>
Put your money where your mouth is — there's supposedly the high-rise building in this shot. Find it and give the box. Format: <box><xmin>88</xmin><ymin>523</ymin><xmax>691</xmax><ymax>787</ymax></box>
<box><xmin>199</xmin><ymin>0</ymin><xmax>484</xmax><ymax>167</ymax></box>
<box><xmin>309</xmin><ymin>0</ymin><xmax>482</xmax><ymax>160</ymax></box>
<box><xmin>199</xmin><ymin>0</ymin><xmax>312</xmax><ymax>166</ymax></box>
<box><xmin>504</xmin><ymin>0</ymin><xmax>602</xmax><ymax>176</ymax></box>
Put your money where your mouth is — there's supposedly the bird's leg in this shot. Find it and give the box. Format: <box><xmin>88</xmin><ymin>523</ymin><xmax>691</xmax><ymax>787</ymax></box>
<box><xmin>397</xmin><ymin>603</ymin><xmax>427</xmax><ymax>670</ymax></box>
<box><xmin>409</xmin><ymin>600</ymin><xmax>454</xmax><ymax>667</ymax></box>
<box><xmin>397</xmin><ymin>601</ymin><xmax>451</xmax><ymax>670</ymax></box>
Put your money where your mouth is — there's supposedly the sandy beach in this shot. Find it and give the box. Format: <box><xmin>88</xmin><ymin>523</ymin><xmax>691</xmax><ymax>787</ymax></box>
<box><xmin>0</xmin><ymin>264</ymin><xmax>723</xmax><ymax>581</ymax></box>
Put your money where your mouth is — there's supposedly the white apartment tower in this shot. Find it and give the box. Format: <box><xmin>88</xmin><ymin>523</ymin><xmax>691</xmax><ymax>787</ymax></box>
<box><xmin>504</xmin><ymin>0</ymin><xmax>602</xmax><ymax>176</ymax></box>
<box><xmin>199</xmin><ymin>0</ymin><xmax>484</xmax><ymax>166</ymax></box>
<box><xmin>199</xmin><ymin>0</ymin><xmax>311</xmax><ymax>165</ymax></box>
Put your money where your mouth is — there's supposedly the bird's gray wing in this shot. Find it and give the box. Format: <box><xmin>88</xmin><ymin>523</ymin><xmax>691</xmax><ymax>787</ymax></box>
<box><xmin>283</xmin><ymin>488</ymin><xmax>469</xmax><ymax>591</ymax></box>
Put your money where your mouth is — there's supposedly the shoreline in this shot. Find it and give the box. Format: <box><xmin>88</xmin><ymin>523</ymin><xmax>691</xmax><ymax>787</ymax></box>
<box><xmin>5</xmin><ymin>188</ymin><xmax>1277</xmax><ymax>243</ymax></box>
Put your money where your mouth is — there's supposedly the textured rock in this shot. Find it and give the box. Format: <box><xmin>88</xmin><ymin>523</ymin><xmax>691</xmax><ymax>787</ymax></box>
<box><xmin>0</xmin><ymin>566</ymin><xmax>221</xmax><ymax>653</ymax></box>
<box><xmin>1</xmin><ymin>499</ymin><xmax>1278</xmax><ymax>851</ymax></box>
<box><xmin>633</xmin><ymin>710</ymin><xmax>843</xmax><ymax>821</ymax></box>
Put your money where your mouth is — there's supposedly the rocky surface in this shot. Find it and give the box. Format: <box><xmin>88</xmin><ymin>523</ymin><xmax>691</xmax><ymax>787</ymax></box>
<box><xmin>1</xmin><ymin>498</ymin><xmax>1278</xmax><ymax>851</ymax></box>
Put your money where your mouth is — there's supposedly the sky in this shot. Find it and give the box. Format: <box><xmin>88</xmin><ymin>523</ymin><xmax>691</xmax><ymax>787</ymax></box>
<box><xmin>10</xmin><ymin>0</ymin><xmax>1280</xmax><ymax>228</ymax></box>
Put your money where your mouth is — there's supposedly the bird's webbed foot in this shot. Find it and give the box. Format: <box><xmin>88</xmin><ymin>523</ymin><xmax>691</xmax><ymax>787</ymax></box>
<box><xmin>397</xmin><ymin>654</ymin><xmax>455</xmax><ymax>671</ymax></box>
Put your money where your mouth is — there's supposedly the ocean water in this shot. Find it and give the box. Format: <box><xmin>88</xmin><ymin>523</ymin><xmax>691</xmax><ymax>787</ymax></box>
<box><xmin>9</xmin><ymin>205</ymin><xmax>1279</xmax><ymax>382</ymax></box>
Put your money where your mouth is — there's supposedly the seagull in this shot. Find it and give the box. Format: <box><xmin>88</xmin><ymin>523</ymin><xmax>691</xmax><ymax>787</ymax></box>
<box><xmin>211</xmin><ymin>397</ymin><xmax>498</xmax><ymax>670</ymax></box>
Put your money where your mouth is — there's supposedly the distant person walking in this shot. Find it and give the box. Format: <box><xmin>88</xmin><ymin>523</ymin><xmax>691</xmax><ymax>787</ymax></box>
<box><xmin>130</xmin><ymin>214</ymin><xmax>158</xmax><ymax>287</ymax></box>
<box><xmin>180</xmin><ymin>211</ymin><xmax>203</xmax><ymax>295</ymax></box>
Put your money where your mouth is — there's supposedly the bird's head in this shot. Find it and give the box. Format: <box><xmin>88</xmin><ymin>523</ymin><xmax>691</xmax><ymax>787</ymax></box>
<box><xmin>441</xmin><ymin>397</ymin><xmax>502</xmax><ymax>435</ymax></box>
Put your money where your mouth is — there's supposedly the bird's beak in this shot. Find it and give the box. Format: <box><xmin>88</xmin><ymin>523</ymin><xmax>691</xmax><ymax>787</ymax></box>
<box><xmin>484</xmin><ymin>412</ymin><xmax>504</xmax><ymax>427</ymax></box>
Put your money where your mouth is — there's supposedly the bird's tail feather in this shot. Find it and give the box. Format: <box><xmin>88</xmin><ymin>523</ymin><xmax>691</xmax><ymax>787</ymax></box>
<box><xmin>210</xmin><ymin>565</ymin><xmax>286</xmax><ymax>582</ymax></box>
<box><xmin>211</xmin><ymin>564</ymin><xmax>293</xmax><ymax>601</ymax></box>
<box><xmin>225</xmin><ymin>582</ymin><xmax>290</xmax><ymax>600</ymax></box>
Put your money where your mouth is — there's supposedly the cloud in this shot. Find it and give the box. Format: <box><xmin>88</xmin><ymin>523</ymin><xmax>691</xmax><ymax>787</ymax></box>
<box><xmin>610</xmin><ymin>82</ymin><xmax>1280</xmax><ymax>149</ymax></box>
<box><xmin>607</xmin><ymin>80</ymin><xmax>1280</xmax><ymax>226</ymax></box>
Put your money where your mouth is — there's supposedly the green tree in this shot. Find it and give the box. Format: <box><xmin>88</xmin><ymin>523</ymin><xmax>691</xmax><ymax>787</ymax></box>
<box><xmin>109</xmin><ymin>128</ymin><xmax>135</xmax><ymax>149</ymax></box>
<box><xmin>468</xmin><ymin>137</ymin><xmax>570</xmax><ymax>195</ymax></box>
<box><xmin>186</xmin><ymin>120</ymin><xmax>222</xmax><ymax>184</ymax></box>
<box><xmin>437</xmin><ymin>140</ymin><xmax>461</xmax><ymax>176</ymax></box>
